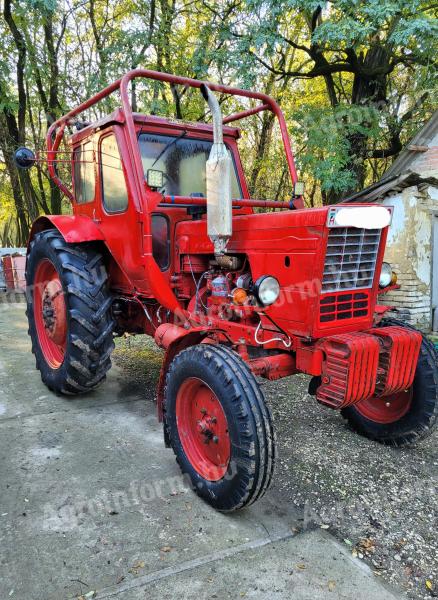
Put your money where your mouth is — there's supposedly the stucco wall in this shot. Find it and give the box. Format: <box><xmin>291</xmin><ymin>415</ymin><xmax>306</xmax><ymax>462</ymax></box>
<box><xmin>380</xmin><ymin>184</ymin><xmax>438</xmax><ymax>330</ymax></box>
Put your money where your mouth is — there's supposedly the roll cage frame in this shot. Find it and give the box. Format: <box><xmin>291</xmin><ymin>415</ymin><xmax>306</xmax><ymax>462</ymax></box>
<box><xmin>45</xmin><ymin>69</ymin><xmax>301</xmax><ymax>314</ymax></box>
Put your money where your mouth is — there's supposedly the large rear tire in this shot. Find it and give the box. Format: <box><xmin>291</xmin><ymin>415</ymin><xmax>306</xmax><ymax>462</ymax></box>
<box><xmin>341</xmin><ymin>318</ymin><xmax>438</xmax><ymax>447</ymax></box>
<box><xmin>26</xmin><ymin>229</ymin><xmax>115</xmax><ymax>395</ymax></box>
<box><xmin>164</xmin><ymin>344</ymin><xmax>275</xmax><ymax>511</ymax></box>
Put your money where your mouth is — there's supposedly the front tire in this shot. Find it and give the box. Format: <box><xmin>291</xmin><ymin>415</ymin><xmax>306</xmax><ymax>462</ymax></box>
<box><xmin>164</xmin><ymin>344</ymin><xmax>275</xmax><ymax>511</ymax></box>
<box><xmin>342</xmin><ymin>318</ymin><xmax>438</xmax><ymax>447</ymax></box>
<box><xmin>26</xmin><ymin>229</ymin><xmax>115</xmax><ymax>395</ymax></box>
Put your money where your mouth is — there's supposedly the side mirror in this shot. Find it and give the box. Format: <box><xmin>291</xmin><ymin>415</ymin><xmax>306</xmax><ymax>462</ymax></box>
<box><xmin>14</xmin><ymin>147</ymin><xmax>36</xmax><ymax>169</ymax></box>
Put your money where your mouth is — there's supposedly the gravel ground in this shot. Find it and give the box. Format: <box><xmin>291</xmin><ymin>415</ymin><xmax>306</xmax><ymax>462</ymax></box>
<box><xmin>113</xmin><ymin>335</ymin><xmax>438</xmax><ymax>600</ymax></box>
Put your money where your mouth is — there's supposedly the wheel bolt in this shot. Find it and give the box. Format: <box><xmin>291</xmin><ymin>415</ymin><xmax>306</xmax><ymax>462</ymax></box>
<box><xmin>212</xmin><ymin>436</ymin><xmax>219</xmax><ymax>444</ymax></box>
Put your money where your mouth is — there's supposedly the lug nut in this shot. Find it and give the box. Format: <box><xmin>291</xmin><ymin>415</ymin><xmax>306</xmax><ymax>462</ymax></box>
<box><xmin>212</xmin><ymin>436</ymin><xmax>219</xmax><ymax>444</ymax></box>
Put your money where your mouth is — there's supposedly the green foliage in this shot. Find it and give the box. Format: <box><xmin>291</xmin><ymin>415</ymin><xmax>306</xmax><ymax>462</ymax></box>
<box><xmin>292</xmin><ymin>104</ymin><xmax>381</xmax><ymax>194</ymax></box>
<box><xmin>0</xmin><ymin>0</ymin><xmax>437</xmax><ymax>243</ymax></box>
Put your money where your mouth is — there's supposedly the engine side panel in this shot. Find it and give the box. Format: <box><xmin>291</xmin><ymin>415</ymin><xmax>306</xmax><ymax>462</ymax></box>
<box><xmin>176</xmin><ymin>207</ymin><xmax>385</xmax><ymax>338</ymax></box>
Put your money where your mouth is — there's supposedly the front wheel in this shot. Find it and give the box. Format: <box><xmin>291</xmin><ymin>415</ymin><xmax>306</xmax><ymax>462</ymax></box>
<box><xmin>164</xmin><ymin>344</ymin><xmax>275</xmax><ymax>511</ymax></box>
<box><xmin>342</xmin><ymin>318</ymin><xmax>438</xmax><ymax>447</ymax></box>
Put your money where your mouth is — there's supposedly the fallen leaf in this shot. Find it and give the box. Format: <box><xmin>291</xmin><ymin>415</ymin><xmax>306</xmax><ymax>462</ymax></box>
<box><xmin>116</xmin><ymin>575</ymin><xmax>125</xmax><ymax>585</ymax></box>
<box><xmin>344</xmin><ymin>539</ymin><xmax>352</xmax><ymax>546</ymax></box>
<box><xmin>426</xmin><ymin>580</ymin><xmax>433</xmax><ymax>591</ymax></box>
<box><xmin>352</xmin><ymin>549</ymin><xmax>358</xmax><ymax>558</ymax></box>
<box><xmin>160</xmin><ymin>546</ymin><xmax>172</xmax><ymax>553</ymax></box>
<box><xmin>328</xmin><ymin>580</ymin><xmax>336</xmax><ymax>592</ymax></box>
<box><xmin>359</xmin><ymin>538</ymin><xmax>375</xmax><ymax>551</ymax></box>
<box><xmin>296</xmin><ymin>563</ymin><xmax>306</xmax><ymax>570</ymax></box>
<box><xmin>128</xmin><ymin>558</ymin><xmax>146</xmax><ymax>575</ymax></box>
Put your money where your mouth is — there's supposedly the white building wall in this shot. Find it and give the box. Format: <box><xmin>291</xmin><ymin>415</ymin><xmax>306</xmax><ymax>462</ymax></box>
<box><xmin>379</xmin><ymin>185</ymin><xmax>438</xmax><ymax>330</ymax></box>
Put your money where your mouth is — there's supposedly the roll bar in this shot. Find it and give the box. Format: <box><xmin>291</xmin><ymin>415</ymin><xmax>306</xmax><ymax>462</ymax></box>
<box><xmin>46</xmin><ymin>69</ymin><xmax>300</xmax><ymax>204</ymax></box>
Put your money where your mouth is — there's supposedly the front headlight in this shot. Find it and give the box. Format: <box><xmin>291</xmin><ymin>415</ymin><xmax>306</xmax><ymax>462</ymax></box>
<box><xmin>379</xmin><ymin>262</ymin><xmax>393</xmax><ymax>288</ymax></box>
<box><xmin>254</xmin><ymin>275</ymin><xmax>280</xmax><ymax>306</ymax></box>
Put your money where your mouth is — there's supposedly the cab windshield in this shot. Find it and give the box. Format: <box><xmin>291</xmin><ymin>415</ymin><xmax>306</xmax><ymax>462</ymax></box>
<box><xmin>139</xmin><ymin>132</ymin><xmax>242</xmax><ymax>198</ymax></box>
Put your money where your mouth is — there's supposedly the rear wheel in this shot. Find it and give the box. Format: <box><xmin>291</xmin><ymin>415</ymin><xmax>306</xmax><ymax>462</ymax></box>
<box><xmin>164</xmin><ymin>344</ymin><xmax>275</xmax><ymax>511</ymax></box>
<box><xmin>26</xmin><ymin>229</ymin><xmax>115</xmax><ymax>394</ymax></box>
<box><xmin>342</xmin><ymin>318</ymin><xmax>438</xmax><ymax>446</ymax></box>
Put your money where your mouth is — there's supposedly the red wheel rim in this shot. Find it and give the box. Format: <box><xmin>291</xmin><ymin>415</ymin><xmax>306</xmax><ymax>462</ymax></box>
<box><xmin>33</xmin><ymin>259</ymin><xmax>67</xmax><ymax>369</ymax></box>
<box><xmin>176</xmin><ymin>377</ymin><xmax>231</xmax><ymax>481</ymax></box>
<box><xmin>354</xmin><ymin>388</ymin><xmax>413</xmax><ymax>424</ymax></box>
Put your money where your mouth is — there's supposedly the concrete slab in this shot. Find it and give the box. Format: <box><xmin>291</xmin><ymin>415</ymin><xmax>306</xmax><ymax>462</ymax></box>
<box><xmin>0</xmin><ymin>304</ymin><xmax>404</xmax><ymax>600</ymax></box>
<box><xmin>96</xmin><ymin>530</ymin><xmax>400</xmax><ymax>600</ymax></box>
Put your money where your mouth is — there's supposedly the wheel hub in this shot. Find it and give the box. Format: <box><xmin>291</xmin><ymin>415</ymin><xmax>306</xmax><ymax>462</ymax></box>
<box><xmin>176</xmin><ymin>377</ymin><xmax>230</xmax><ymax>481</ymax></box>
<box><xmin>41</xmin><ymin>280</ymin><xmax>66</xmax><ymax>344</ymax></box>
<box><xmin>197</xmin><ymin>413</ymin><xmax>220</xmax><ymax>443</ymax></box>
<box><xmin>355</xmin><ymin>388</ymin><xmax>413</xmax><ymax>424</ymax></box>
<box><xmin>33</xmin><ymin>259</ymin><xmax>67</xmax><ymax>369</ymax></box>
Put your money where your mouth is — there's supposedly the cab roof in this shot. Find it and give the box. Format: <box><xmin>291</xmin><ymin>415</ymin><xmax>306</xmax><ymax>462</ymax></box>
<box><xmin>69</xmin><ymin>108</ymin><xmax>241</xmax><ymax>145</ymax></box>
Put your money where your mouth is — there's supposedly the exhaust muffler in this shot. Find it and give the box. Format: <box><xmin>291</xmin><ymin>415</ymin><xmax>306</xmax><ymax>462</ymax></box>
<box><xmin>200</xmin><ymin>84</ymin><xmax>232</xmax><ymax>256</ymax></box>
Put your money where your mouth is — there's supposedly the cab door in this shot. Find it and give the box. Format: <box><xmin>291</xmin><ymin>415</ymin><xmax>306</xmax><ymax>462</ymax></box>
<box><xmin>95</xmin><ymin>127</ymin><xmax>146</xmax><ymax>287</ymax></box>
<box><xmin>72</xmin><ymin>139</ymin><xmax>97</xmax><ymax>220</ymax></box>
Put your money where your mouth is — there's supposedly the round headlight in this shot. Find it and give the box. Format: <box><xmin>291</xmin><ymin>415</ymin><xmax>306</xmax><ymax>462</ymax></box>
<box><xmin>254</xmin><ymin>275</ymin><xmax>280</xmax><ymax>306</ymax></box>
<box><xmin>379</xmin><ymin>262</ymin><xmax>392</xmax><ymax>288</ymax></box>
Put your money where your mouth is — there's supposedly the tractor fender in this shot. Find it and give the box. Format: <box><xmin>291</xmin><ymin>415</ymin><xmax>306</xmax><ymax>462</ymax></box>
<box><xmin>28</xmin><ymin>216</ymin><xmax>134</xmax><ymax>290</ymax></box>
<box><xmin>28</xmin><ymin>215</ymin><xmax>105</xmax><ymax>249</ymax></box>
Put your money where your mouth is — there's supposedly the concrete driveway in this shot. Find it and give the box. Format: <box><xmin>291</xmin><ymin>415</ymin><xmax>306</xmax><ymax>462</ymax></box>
<box><xmin>0</xmin><ymin>301</ymin><xmax>403</xmax><ymax>600</ymax></box>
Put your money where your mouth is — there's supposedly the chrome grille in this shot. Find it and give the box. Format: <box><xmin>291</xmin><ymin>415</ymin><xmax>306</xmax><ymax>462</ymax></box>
<box><xmin>322</xmin><ymin>228</ymin><xmax>381</xmax><ymax>292</ymax></box>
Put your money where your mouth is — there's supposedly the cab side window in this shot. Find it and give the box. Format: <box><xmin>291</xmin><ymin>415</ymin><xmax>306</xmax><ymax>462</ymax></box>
<box><xmin>100</xmin><ymin>134</ymin><xmax>129</xmax><ymax>213</ymax></box>
<box><xmin>152</xmin><ymin>215</ymin><xmax>170</xmax><ymax>270</ymax></box>
<box><xmin>73</xmin><ymin>141</ymin><xmax>95</xmax><ymax>204</ymax></box>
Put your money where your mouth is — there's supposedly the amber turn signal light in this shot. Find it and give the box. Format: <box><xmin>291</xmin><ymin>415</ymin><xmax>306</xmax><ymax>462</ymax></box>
<box><xmin>231</xmin><ymin>287</ymin><xmax>248</xmax><ymax>305</ymax></box>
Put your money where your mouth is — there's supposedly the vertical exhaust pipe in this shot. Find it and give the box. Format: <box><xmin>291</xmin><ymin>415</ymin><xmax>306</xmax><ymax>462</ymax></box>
<box><xmin>200</xmin><ymin>84</ymin><xmax>232</xmax><ymax>256</ymax></box>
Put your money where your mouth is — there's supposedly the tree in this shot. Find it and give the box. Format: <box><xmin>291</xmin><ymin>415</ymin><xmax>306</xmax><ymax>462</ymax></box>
<box><xmin>214</xmin><ymin>0</ymin><xmax>437</xmax><ymax>199</ymax></box>
<box><xmin>0</xmin><ymin>0</ymin><xmax>436</xmax><ymax>245</ymax></box>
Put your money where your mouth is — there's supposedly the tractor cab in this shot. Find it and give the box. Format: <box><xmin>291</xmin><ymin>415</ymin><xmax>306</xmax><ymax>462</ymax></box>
<box><xmin>69</xmin><ymin>112</ymin><xmax>247</xmax><ymax>210</ymax></box>
<box><xmin>67</xmin><ymin>111</ymin><xmax>256</xmax><ymax>292</ymax></box>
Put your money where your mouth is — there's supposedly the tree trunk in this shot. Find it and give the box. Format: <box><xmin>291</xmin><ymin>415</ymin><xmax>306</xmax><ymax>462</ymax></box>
<box><xmin>0</xmin><ymin>116</ymin><xmax>30</xmax><ymax>245</ymax></box>
<box><xmin>341</xmin><ymin>44</ymin><xmax>392</xmax><ymax>194</ymax></box>
<box><xmin>249</xmin><ymin>110</ymin><xmax>275</xmax><ymax>196</ymax></box>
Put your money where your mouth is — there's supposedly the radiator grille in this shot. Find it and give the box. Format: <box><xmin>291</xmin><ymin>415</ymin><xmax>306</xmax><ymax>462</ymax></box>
<box><xmin>322</xmin><ymin>227</ymin><xmax>381</xmax><ymax>293</ymax></box>
<box><xmin>319</xmin><ymin>291</ymin><xmax>370</xmax><ymax>323</ymax></box>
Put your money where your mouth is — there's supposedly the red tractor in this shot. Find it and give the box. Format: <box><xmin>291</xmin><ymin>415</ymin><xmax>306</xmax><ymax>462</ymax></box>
<box><xmin>16</xmin><ymin>70</ymin><xmax>438</xmax><ymax>512</ymax></box>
